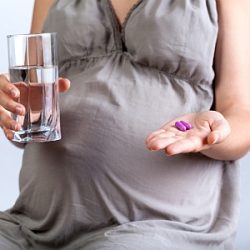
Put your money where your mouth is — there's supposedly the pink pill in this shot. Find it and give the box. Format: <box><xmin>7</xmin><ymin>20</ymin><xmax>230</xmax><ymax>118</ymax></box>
<box><xmin>180</xmin><ymin>120</ymin><xmax>192</xmax><ymax>130</ymax></box>
<box><xmin>175</xmin><ymin>121</ymin><xmax>187</xmax><ymax>131</ymax></box>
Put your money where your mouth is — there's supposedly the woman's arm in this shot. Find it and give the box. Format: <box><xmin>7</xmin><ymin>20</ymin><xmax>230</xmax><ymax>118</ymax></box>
<box><xmin>30</xmin><ymin>0</ymin><xmax>55</xmax><ymax>33</ymax></box>
<box><xmin>0</xmin><ymin>0</ymin><xmax>70</xmax><ymax>141</ymax></box>
<box><xmin>201</xmin><ymin>0</ymin><xmax>250</xmax><ymax>160</ymax></box>
<box><xmin>146</xmin><ymin>0</ymin><xmax>250</xmax><ymax>161</ymax></box>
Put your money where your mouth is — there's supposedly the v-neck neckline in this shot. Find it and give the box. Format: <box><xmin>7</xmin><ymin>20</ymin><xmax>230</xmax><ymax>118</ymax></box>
<box><xmin>107</xmin><ymin>0</ymin><xmax>143</xmax><ymax>30</ymax></box>
<box><xmin>106</xmin><ymin>0</ymin><xmax>143</xmax><ymax>50</ymax></box>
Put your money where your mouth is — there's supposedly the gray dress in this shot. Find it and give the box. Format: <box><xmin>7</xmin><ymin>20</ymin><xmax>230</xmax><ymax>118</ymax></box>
<box><xmin>0</xmin><ymin>0</ymin><xmax>240</xmax><ymax>249</ymax></box>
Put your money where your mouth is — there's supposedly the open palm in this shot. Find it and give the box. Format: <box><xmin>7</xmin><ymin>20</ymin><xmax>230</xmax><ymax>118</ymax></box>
<box><xmin>146</xmin><ymin>111</ymin><xmax>231</xmax><ymax>156</ymax></box>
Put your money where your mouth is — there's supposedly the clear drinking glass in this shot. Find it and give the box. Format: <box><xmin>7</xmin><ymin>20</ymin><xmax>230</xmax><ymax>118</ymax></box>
<box><xmin>7</xmin><ymin>33</ymin><xmax>61</xmax><ymax>143</ymax></box>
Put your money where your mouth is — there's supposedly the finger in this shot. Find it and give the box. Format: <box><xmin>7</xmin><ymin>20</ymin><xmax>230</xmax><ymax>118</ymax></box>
<box><xmin>0</xmin><ymin>74</ymin><xmax>20</xmax><ymax>98</ymax></box>
<box><xmin>147</xmin><ymin>136</ymin><xmax>182</xmax><ymax>151</ymax></box>
<box><xmin>146</xmin><ymin>124</ymin><xmax>179</xmax><ymax>142</ymax></box>
<box><xmin>160</xmin><ymin>121</ymin><xmax>178</xmax><ymax>131</ymax></box>
<box><xmin>2</xmin><ymin>73</ymin><xmax>10</xmax><ymax>81</ymax></box>
<box><xmin>58</xmin><ymin>78</ymin><xmax>70</xmax><ymax>92</ymax></box>
<box><xmin>165</xmin><ymin>136</ymin><xmax>203</xmax><ymax>155</ymax></box>
<box><xmin>145</xmin><ymin>129</ymin><xmax>167</xmax><ymax>144</ymax></box>
<box><xmin>2</xmin><ymin>126</ymin><xmax>14</xmax><ymax>140</ymax></box>
<box><xmin>207</xmin><ymin>119</ymin><xmax>231</xmax><ymax>145</ymax></box>
<box><xmin>0</xmin><ymin>108</ymin><xmax>21</xmax><ymax>131</ymax></box>
<box><xmin>146</xmin><ymin>131</ymin><xmax>177</xmax><ymax>146</ymax></box>
<box><xmin>0</xmin><ymin>91</ymin><xmax>25</xmax><ymax>115</ymax></box>
<box><xmin>207</xmin><ymin>131</ymin><xmax>220</xmax><ymax>145</ymax></box>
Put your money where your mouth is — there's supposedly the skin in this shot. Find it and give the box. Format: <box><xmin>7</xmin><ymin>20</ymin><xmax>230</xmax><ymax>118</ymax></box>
<box><xmin>109</xmin><ymin>0</ymin><xmax>139</xmax><ymax>27</ymax></box>
<box><xmin>146</xmin><ymin>0</ymin><xmax>250</xmax><ymax>161</ymax></box>
<box><xmin>1</xmin><ymin>0</ymin><xmax>250</xmax><ymax>161</ymax></box>
<box><xmin>0</xmin><ymin>0</ymin><xmax>70</xmax><ymax>140</ymax></box>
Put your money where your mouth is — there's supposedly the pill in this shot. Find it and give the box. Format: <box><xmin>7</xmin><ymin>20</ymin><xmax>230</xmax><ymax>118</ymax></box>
<box><xmin>180</xmin><ymin>120</ymin><xmax>192</xmax><ymax>130</ymax></box>
<box><xmin>175</xmin><ymin>121</ymin><xmax>187</xmax><ymax>131</ymax></box>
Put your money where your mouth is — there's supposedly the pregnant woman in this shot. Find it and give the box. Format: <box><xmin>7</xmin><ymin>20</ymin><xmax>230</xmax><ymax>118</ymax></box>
<box><xmin>0</xmin><ymin>0</ymin><xmax>250</xmax><ymax>249</ymax></box>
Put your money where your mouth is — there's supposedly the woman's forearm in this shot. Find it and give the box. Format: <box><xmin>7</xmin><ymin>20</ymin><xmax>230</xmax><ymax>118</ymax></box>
<box><xmin>203</xmin><ymin>1</ymin><xmax>250</xmax><ymax>161</ymax></box>
<box><xmin>30</xmin><ymin>0</ymin><xmax>55</xmax><ymax>33</ymax></box>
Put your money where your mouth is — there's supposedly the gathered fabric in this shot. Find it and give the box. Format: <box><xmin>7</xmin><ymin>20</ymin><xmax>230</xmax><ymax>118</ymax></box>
<box><xmin>0</xmin><ymin>1</ymin><xmax>239</xmax><ymax>249</ymax></box>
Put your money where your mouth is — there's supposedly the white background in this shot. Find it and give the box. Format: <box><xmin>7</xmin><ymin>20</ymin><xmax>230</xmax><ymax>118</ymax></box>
<box><xmin>0</xmin><ymin>1</ymin><xmax>250</xmax><ymax>249</ymax></box>
<box><xmin>0</xmin><ymin>0</ymin><xmax>33</xmax><ymax>210</ymax></box>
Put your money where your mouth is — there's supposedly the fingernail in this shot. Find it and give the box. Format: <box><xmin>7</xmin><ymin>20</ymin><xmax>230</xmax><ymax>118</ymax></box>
<box><xmin>16</xmin><ymin>106</ymin><xmax>24</xmax><ymax>115</ymax></box>
<box><xmin>15</xmin><ymin>124</ymin><xmax>21</xmax><ymax>131</ymax></box>
<box><xmin>212</xmin><ymin>137</ymin><xmax>218</xmax><ymax>144</ymax></box>
<box><xmin>10</xmin><ymin>88</ymin><xmax>19</xmax><ymax>98</ymax></box>
<box><xmin>149</xmin><ymin>146</ymin><xmax>157</xmax><ymax>151</ymax></box>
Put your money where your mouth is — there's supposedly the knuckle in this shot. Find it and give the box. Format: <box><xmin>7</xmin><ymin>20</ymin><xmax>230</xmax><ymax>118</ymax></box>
<box><xmin>0</xmin><ymin>76</ymin><xmax>16</xmax><ymax>95</ymax></box>
<box><xmin>0</xmin><ymin>74</ymin><xmax>7</xmax><ymax>81</ymax></box>
<box><xmin>3</xmin><ymin>118</ymin><xmax>14</xmax><ymax>131</ymax></box>
<box><xmin>0</xmin><ymin>107</ymin><xmax>11</xmax><ymax>124</ymax></box>
<box><xmin>4</xmin><ymin>100</ymin><xmax>16</xmax><ymax>112</ymax></box>
<box><xmin>0</xmin><ymin>75</ymin><xmax>9</xmax><ymax>87</ymax></box>
<box><xmin>0</xmin><ymin>95</ymin><xmax>17</xmax><ymax>113</ymax></box>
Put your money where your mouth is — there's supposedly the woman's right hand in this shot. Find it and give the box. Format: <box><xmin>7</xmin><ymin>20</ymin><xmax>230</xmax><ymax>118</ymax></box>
<box><xmin>0</xmin><ymin>74</ymin><xmax>70</xmax><ymax>140</ymax></box>
<box><xmin>0</xmin><ymin>74</ymin><xmax>25</xmax><ymax>140</ymax></box>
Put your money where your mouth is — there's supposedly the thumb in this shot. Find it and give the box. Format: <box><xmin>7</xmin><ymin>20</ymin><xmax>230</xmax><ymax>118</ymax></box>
<box><xmin>207</xmin><ymin>118</ymin><xmax>231</xmax><ymax>145</ymax></box>
<box><xmin>58</xmin><ymin>78</ymin><xmax>70</xmax><ymax>92</ymax></box>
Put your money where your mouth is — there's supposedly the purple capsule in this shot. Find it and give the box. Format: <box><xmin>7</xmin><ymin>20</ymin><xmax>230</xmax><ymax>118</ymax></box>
<box><xmin>180</xmin><ymin>120</ymin><xmax>192</xmax><ymax>130</ymax></box>
<box><xmin>175</xmin><ymin>121</ymin><xmax>187</xmax><ymax>131</ymax></box>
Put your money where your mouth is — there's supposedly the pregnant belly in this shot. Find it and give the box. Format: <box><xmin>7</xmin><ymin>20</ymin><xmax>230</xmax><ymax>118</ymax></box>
<box><xmin>16</xmin><ymin>63</ymin><xmax>222</xmax><ymax>233</ymax></box>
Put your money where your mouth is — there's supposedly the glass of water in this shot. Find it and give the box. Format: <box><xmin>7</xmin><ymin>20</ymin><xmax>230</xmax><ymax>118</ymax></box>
<box><xmin>7</xmin><ymin>33</ymin><xmax>61</xmax><ymax>143</ymax></box>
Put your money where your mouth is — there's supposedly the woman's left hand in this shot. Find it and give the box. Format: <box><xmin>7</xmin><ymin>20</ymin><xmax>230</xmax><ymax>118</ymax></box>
<box><xmin>145</xmin><ymin>111</ymin><xmax>231</xmax><ymax>156</ymax></box>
